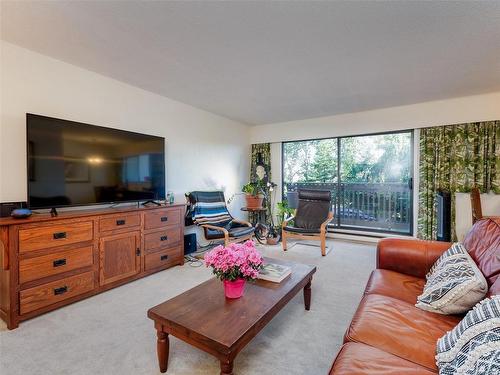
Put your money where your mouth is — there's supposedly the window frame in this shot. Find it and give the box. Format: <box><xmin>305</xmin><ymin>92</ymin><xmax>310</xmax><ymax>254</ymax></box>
<box><xmin>281</xmin><ymin>129</ymin><xmax>414</xmax><ymax>236</ymax></box>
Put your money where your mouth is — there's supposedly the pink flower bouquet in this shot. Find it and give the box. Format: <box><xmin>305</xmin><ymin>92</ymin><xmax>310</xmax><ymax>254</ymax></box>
<box><xmin>204</xmin><ymin>240</ymin><xmax>264</xmax><ymax>282</ymax></box>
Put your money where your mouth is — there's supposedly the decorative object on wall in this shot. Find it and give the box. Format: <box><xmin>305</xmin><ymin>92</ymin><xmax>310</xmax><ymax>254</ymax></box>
<box><xmin>418</xmin><ymin>120</ymin><xmax>499</xmax><ymax>240</ymax></box>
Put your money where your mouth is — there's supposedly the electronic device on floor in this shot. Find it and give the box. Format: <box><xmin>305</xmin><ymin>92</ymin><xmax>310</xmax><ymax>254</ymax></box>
<box><xmin>184</xmin><ymin>233</ymin><xmax>197</xmax><ymax>255</ymax></box>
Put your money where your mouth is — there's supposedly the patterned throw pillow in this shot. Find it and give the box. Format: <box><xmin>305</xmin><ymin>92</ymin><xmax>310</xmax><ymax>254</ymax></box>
<box><xmin>416</xmin><ymin>243</ymin><xmax>488</xmax><ymax>314</ymax></box>
<box><xmin>436</xmin><ymin>296</ymin><xmax>500</xmax><ymax>375</ymax></box>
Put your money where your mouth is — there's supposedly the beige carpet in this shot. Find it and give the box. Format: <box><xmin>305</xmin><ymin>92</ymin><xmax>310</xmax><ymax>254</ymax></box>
<box><xmin>0</xmin><ymin>239</ymin><xmax>375</xmax><ymax>375</ymax></box>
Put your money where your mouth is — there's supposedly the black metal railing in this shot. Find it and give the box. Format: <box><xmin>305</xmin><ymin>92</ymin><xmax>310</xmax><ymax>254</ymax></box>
<box><xmin>285</xmin><ymin>182</ymin><xmax>412</xmax><ymax>234</ymax></box>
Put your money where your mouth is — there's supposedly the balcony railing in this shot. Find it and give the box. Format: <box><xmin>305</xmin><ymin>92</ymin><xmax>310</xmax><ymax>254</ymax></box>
<box><xmin>285</xmin><ymin>182</ymin><xmax>412</xmax><ymax>234</ymax></box>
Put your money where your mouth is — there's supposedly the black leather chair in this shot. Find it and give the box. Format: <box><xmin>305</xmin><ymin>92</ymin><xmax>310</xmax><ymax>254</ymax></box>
<box><xmin>187</xmin><ymin>191</ymin><xmax>255</xmax><ymax>246</ymax></box>
<box><xmin>281</xmin><ymin>189</ymin><xmax>334</xmax><ymax>256</ymax></box>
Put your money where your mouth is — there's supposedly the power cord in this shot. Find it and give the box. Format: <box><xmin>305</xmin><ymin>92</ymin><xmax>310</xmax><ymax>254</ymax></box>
<box><xmin>183</xmin><ymin>241</ymin><xmax>219</xmax><ymax>267</ymax></box>
<box><xmin>184</xmin><ymin>255</ymin><xmax>203</xmax><ymax>267</ymax></box>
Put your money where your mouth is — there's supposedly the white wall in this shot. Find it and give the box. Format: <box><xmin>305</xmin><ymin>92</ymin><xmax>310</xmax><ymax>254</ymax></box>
<box><xmin>0</xmin><ymin>42</ymin><xmax>250</xmax><ymax>218</ymax></box>
<box><xmin>250</xmin><ymin>91</ymin><xmax>500</xmax><ymax>143</ymax></box>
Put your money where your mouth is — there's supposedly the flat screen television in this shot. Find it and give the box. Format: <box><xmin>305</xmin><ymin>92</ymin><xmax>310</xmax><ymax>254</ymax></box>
<box><xmin>27</xmin><ymin>114</ymin><xmax>166</xmax><ymax>209</ymax></box>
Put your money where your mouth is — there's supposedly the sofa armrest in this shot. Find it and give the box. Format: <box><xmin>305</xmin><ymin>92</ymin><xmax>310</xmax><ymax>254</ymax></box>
<box><xmin>377</xmin><ymin>238</ymin><xmax>452</xmax><ymax>279</ymax></box>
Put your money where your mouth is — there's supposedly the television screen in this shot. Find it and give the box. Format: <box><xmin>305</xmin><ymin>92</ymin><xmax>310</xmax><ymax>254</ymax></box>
<box><xmin>27</xmin><ymin>114</ymin><xmax>165</xmax><ymax>209</ymax></box>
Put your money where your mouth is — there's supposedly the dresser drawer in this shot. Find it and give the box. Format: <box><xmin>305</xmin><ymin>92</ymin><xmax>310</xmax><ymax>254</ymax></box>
<box><xmin>99</xmin><ymin>213</ymin><xmax>141</xmax><ymax>232</ymax></box>
<box><xmin>144</xmin><ymin>227</ymin><xmax>182</xmax><ymax>253</ymax></box>
<box><xmin>144</xmin><ymin>207</ymin><xmax>182</xmax><ymax>230</ymax></box>
<box><xmin>20</xmin><ymin>271</ymin><xmax>94</xmax><ymax>315</ymax></box>
<box><xmin>19</xmin><ymin>246</ymin><xmax>94</xmax><ymax>284</ymax></box>
<box><xmin>144</xmin><ymin>246</ymin><xmax>182</xmax><ymax>271</ymax></box>
<box><xmin>19</xmin><ymin>221</ymin><xmax>94</xmax><ymax>253</ymax></box>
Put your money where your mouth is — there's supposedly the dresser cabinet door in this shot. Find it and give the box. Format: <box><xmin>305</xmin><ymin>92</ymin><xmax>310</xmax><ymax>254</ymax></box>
<box><xmin>99</xmin><ymin>231</ymin><xmax>141</xmax><ymax>286</ymax></box>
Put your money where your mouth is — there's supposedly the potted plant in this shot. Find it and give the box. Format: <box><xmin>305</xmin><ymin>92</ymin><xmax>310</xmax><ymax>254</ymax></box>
<box><xmin>266</xmin><ymin>226</ymin><xmax>281</xmax><ymax>245</ymax></box>
<box><xmin>204</xmin><ymin>241</ymin><xmax>264</xmax><ymax>299</ymax></box>
<box><xmin>276</xmin><ymin>200</ymin><xmax>295</xmax><ymax>233</ymax></box>
<box><xmin>242</xmin><ymin>181</ymin><xmax>265</xmax><ymax>209</ymax></box>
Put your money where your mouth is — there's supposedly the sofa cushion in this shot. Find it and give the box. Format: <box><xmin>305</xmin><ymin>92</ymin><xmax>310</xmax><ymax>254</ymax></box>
<box><xmin>416</xmin><ymin>243</ymin><xmax>488</xmax><ymax>314</ymax></box>
<box><xmin>463</xmin><ymin>217</ymin><xmax>500</xmax><ymax>289</ymax></box>
<box><xmin>329</xmin><ymin>342</ymin><xmax>437</xmax><ymax>375</ymax></box>
<box><xmin>344</xmin><ymin>294</ymin><xmax>461</xmax><ymax>370</ymax></box>
<box><xmin>489</xmin><ymin>275</ymin><xmax>500</xmax><ymax>296</ymax></box>
<box><xmin>436</xmin><ymin>296</ymin><xmax>500</xmax><ymax>375</ymax></box>
<box><xmin>364</xmin><ymin>269</ymin><xmax>425</xmax><ymax>305</ymax></box>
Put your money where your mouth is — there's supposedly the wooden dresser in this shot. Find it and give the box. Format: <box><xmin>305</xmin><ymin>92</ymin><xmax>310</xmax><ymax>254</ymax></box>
<box><xmin>0</xmin><ymin>204</ymin><xmax>186</xmax><ymax>329</ymax></box>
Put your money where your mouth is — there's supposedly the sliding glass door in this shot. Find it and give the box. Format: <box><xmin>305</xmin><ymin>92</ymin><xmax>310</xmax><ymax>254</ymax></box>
<box><xmin>282</xmin><ymin>131</ymin><xmax>413</xmax><ymax>235</ymax></box>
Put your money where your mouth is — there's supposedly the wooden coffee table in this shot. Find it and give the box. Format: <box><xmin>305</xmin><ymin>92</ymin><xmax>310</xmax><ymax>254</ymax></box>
<box><xmin>147</xmin><ymin>257</ymin><xmax>316</xmax><ymax>375</ymax></box>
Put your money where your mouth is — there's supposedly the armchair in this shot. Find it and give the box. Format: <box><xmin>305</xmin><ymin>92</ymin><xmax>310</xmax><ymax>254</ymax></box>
<box><xmin>187</xmin><ymin>191</ymin><xmax>255</xmax><ymax>246</ymax></box>
<box><xmin>281</xmin><ymin>189</ymin><xmax>334</xmax><ymax>256</ymax></box>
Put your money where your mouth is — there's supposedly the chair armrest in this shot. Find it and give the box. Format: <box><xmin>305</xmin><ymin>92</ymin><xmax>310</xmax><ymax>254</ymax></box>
<box><xmin>320</xmin><ymin>212</ymin><xmax>334</xmax><ymax>234</ymax></box>
<box><xmin>377</xmin><ymin>238</ymin><xmax>452</xmax><ymax>279</ymax></box>
<box><xmin>232</xmin><ymin>219</ymin><xmax>252</xmax><ymax>227</ymax></box>
<box><xmin>201</xmin><ymin>224</ymin><xmax>229</xmax><ymax>242</ymax></box>
<box><xmin>282</xmin><ymin>215</ymin><xmax>296</xmax><ymax>229</ymax></box>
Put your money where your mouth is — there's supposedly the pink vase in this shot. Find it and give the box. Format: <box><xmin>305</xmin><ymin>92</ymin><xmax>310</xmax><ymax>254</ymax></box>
<box><xmin>223</xmin><ymin>279</ymin><xmax>246</xmax><ymax>299</ymax></box>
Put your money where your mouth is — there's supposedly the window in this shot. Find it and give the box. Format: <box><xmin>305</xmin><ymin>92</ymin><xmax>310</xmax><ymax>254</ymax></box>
<box><xmin>123</xmin><ymin>154</ymin><xmax>151</xmax><ymax>182</ymax></box>
<box><xmin>282</xmin><ymin>131</ymin><xmax>413</xmax><ymax>235</ymax></box>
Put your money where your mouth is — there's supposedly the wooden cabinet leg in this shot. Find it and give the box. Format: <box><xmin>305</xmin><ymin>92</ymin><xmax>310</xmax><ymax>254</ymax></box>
<box><xmin>7</xmin><ymin>318</ymin><xmax>19</xmax><ymax>330</ymax></box>
<box><xmin>220</xmin><ymin>359</ymin><xmax>234</xmax><ymax>375</ymax></box>
<box><xmin>157</xmin><ymin>330</ymin><xmax>169</xmax><ymax>373</ymax></box>
<box><xmin>304</xmin><ymin>279</ymin><xmax>312</xmax><ymax>311</ymax></box>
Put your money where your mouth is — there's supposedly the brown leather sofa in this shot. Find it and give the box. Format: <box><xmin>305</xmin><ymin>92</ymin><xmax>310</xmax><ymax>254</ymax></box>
<box><xmin>329</xmin><ymin>217</ymin><xmax>500</xmax><ymax>374</ymax></box>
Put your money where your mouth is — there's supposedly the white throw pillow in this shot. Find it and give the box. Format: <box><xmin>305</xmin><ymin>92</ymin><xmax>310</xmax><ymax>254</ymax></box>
<box><xmin>436</xmin><ymin>296</ymin><xmax>500</xmax><ymax>375</ymax></box>
<box><xmin>416</xmin><ymin>243</ymin><xmax>488</xmax><ymax>314</ymax></box>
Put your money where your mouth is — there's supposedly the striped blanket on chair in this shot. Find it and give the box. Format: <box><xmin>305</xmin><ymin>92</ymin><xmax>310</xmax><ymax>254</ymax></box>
<box><xmin>189</xmin><ymin>191</ymin><xmax>232</xmax><ymax>226</ymax></box>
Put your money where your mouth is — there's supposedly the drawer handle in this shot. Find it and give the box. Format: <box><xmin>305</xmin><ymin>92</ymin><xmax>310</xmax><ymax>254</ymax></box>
<box><xmin>53</xmin><ymin>232</ymin><xmax>67</xmax><ymax>240</ymax></box>
<box><xmin>160</xmin><ymin>235</ymin><xmax>168</xmax><ymax>241</ymax></box>
<box><xmin>136</xmin><ymin>248</ymin><xmax>141</xmax><ymax>256</ymax></box>
<box><xmin>54</xmin><ymin>286</ymin><xmax>68</xmax><ymax>295</ymax></box>
<box><xmin>53</xmin><ymin>259</ymin><xmax>67</xmax><ymax>267</ymax></box>
<box><xmin>160</xmin><ymin>255</ymin><xmax>169</xmax><ymax>261</ymax></box>
<box><xmin>116</xmin><ymin>219</ymin><xmax>126</xmax><ymax>226</ymax></box>
<box><xmin>160</xmin><ymin>216</ymin><xmax>168</xmax><ymax>222</ymax></box>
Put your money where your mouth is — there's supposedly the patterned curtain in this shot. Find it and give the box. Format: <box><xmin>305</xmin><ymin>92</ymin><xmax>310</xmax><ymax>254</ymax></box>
<box><xmin>417</xmin><ymin>121</ymin><xmax>499</xmax><ymax>240</ymax></box>
<box><xmin>249</xmin><ymin>143</ymin><xmax>272</xmax><ymax>224</ymax></box>
<box><xmin>250</xmin><ymin>143</ymin><xmax>271</xmax><ymax>182</ymax></box>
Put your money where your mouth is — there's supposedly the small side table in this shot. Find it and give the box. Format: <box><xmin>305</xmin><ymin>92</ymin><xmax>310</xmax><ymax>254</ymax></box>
<box><xmin>241</xmin><ymin>207</ymin><xmax>266</xmax><ymax>227</ymax></box>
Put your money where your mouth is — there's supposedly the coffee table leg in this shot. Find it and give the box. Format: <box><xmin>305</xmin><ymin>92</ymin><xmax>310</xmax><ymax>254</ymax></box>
<box><xmin>220</xmin><ymin>359</ymin><xmax>234</xmax><ymax>375</ymax></box>
<box><xmin>157</xmin><ymin>330</ymin><xmax>169</xmax><ymax>373</ymax></box>
<box><xmin>304</xmin><ymin>278</ymin><xmax>312</xmax><ymax>311</ymax></box>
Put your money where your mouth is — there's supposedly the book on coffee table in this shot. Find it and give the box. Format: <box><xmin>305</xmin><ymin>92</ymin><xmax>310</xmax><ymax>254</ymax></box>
<box><xmin>258</xmin><ymin>262</ymin><xmax>292</xmax><ymax>283</ymax></box>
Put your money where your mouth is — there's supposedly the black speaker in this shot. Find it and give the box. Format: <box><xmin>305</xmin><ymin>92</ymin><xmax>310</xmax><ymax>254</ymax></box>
<box><xmin>184</xmin><ymin>233</ymin><xmax>197</xmax><ymax>255</ymax></box>
<box><xmin>0</xmin><ymin>202</ymin><xmax>27</xmax><ymax>218</ymax></box>
<box><xmin>436</xmin><ymin>191</ymin><xmax>451</xmax><ymax>242</ymax></box>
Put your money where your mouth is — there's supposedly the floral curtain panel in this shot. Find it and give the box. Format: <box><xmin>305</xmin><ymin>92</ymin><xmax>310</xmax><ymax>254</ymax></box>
<box><xmin>418</xmin><ymin>121</ymin><xmax>499</xmax><ymax>240</ymax></box>
<box><xmin>249</xmin><ymin>143</ymin><xmax>272</xmax><ymax>224</ymax></box>
<box><xmin>250</xmin><ymin>143</ymin><xmax>271</xmax><ymax>183</ymax></box>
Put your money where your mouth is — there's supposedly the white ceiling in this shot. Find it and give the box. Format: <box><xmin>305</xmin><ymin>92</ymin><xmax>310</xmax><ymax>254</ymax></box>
<box><xmin>2</xmin><ymin>1</ymin><xmax>500</xmax><ymax>125</ymax></box>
